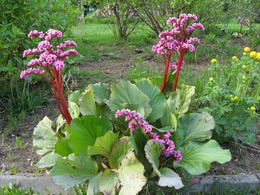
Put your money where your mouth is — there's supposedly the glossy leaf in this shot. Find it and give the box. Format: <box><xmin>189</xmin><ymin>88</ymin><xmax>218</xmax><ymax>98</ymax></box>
<box><xmin>88</xmin><ymin>131</ymin><xmax>119</xmax><ymax>157</ymax></box>
<box><xmin>109</xmin><ymin>80</ymin><xmax>152</xmax><ymax>117</ymax></box>
<box><xmin>118</xmin><ymin>152</ymin><xmax>147</xmax><ymax>195</ymax></box>
<box><xmin>33</xmin><ymin>116</ymin><xmax>57</xmax><ymax>155</ymax></box>
<box><xmin>50</xmin><ymin>154</ymin><xmax>98</xmax><ymax>189</ymax></box>
<box><xmin>174</xmin><ymin>140</ymin><xmax>232</xmax><ymax>175</ymax></box>
<box><xmin>167</xmin><ymin>85</ymin><xmax>195</xmax><ymax>117</ymax></box>
<box><xmin>176</xmin><ymin>112</ymin><xmax>215</xmax><ymax>146</ymax></box>
<box><xmin>70</xmin><ymin>116</ymin><xmax>113</xmax><ymax>154</ymax></box>
<box><xmin>79</xmin><ymin>86</ymin><xmax>97</xmax><ymax>116</ymax></box>
<box><xmin>158</xmin><ymin>168</ymin><xmax>184</xmax><ymax>189</ymax></box>
<box><xmin>92</xmin><ymin>83</ymin><xmax>110</xmax><ymax>104</ymax></box>
<box><xmin>36</xmin><ymin>152</ymin><xmax>61</xmax><ymax>168</ymax></box>
<box><xmin>144</xmin><ymin>139</ymin><xmax>163</xmax><ymax>175</ymax></box>
<box><xmin>109</xmin><ymin>137</ymin><xmax>132</xmax><ymax>169</ymax></box>
<box><xmin>136</xmin><ymin>79</ymin><xmax>167</xmax><ymax>122</ymax></box>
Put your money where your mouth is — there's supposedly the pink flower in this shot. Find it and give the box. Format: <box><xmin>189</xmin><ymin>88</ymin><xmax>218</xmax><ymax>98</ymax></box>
<box><xmin>38</xmin><ymin>40</ymin><xmax>52</xmax><ymax>51</ymax></box>
<box><xmin>28</xmin><ymin>30</ymin><xmax>44</xmax><ymax>38</ymax></box>
<box><xmin>115</xmin><ymin>109</ymin><xmax>182</xmax><ymax>161</ymax></box>
<box><xmin>23</xmin><ymin>48</ymin><xmax>40</xmax><ymax>58</ymax></box>
<box><xmin>20</xmin><ymin>68</ymin><xmax>44</xmax><ymax>79</ymax></box>
<box><xmin>27</xmin><ymin>59</ymin><xmax>41</xmax><ymax>66</ymax></box>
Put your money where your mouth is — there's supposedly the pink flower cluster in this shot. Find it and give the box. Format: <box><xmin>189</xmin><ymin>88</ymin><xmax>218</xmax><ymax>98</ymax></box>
<box><xmin>152</xmin><ymin>14</ymin><xmax>204</xmax><ymax>55</ymax></box>
<box><xmin>115</xmin><ymin>109</ymin><xmax>182</xmax><ymax>162</ymax></box>
<box><xmin>170</xmin><ymin>60</ymin><xmax>186</xmax><ymax>70</ymax></box>
<box><xmin>20</xmin><ymin>29</ymin><xmax>78</xmax><ymax>79</ymax></box>
<box><xmin>20</xmin><ymin>68</ymin><xmax>44</xmax><ymax>79</ymax></box>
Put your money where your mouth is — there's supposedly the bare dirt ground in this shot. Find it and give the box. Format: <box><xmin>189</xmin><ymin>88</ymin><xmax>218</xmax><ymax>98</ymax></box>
<box><xmin>0</xmin><ymin>46</ymin><xmax>259</xmax><ymax>175</ymax></box>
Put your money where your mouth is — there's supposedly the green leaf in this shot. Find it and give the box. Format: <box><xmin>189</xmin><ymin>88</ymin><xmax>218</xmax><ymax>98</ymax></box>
<box><xmin>50</xmin><ymin>154</ymin><xmax>98</xmax><ymax>189</ymax></box>
<box><xmin>87</xmin><ymin>170</ymin><xmax>118</xmax><ymax>195</ymax></box>
<box><xmin>68</xmin><ymin>90</ymin><xmax>82</xmax><ymax>105</ymax></box>
<box><xmin>98</xmin><ymin>170</ymin><xmax>118</xmax><ymax>195</ymax></box>
<box><xmin>33</xmin><ymin>116</ymin><xmax>57</xmax><ymax>155</ymax></box>
<box><xmin>55</xmin><ymin>138</ymin><xmax>72</xmax><ymax>157</ymax></box>
<box><xmin>36</xmin><ymin>152</ymin><xmax>61</xmax><ymax>168</ymax></box>
<box><xmin>70</xmin><ymin>116</ymin><xmax>113</xmax><ymax>154</ymax></box>
<box><xmin>174</xmin><ymin>140</ymin><xmax>231</xmax><ymax>175</ymax></box>
<box><xmin>130</xmin><ymin>129</ymin><xmax>151</xmax><ymax>172</ymax></box>
<box><xmin>69</xmin><ymin>102</ymin><xmax>80</xmax><ymax>119</ymax></box>
<box><xmin>109</xmin><ymin>137</ymin><xmax>132</xmax><ymax>169</ymax></box>
<box><xmin>56</xmin><ymin>115</ymin><xmax>65</xmax><ymax>131</ymax></box>
<box><xmin>118</xmin><ymin>152</ymin><xmax>147</xmax><ymax>195</ymax></box>
<box><xmin>92</xmin><ymin>83</ymin><xmax>110</xmax><ymax>104</ymax></box>
<box><xmin>88</xmin><ymin>131</ymin><xmax>119</xmax><ymax>157</ymax></box>
<box><xmin>176</xmin><ymin>112</ymin><xmax>215</xmax><ymax>146</ymax></box>
<box><xmin>79</xmin><ymin>86</ymin><xmax>96</xmax><ymax>116</ymax></box>
<box><xmin>109</xmin><ymin>80</ymin><xmax>152</xmax><ymax>117</ymax></box>
<box><xmin>144</xmin><ymin>140</ymin><xmax>163</xmax><ymax>175</ymax></box>
<box><xmin>158</xmin><ymin>168</ymin><xmax>184</xmax><ymax>189</ymax></box>
<box><xmin>167</xmin><ymin>85</ymin><xmax>195</xmax><ymax>117</ymax></box>
<box><xmin>136</xmin><ymin>79</ymin><xmax>167</xmax><ymax>122</ymax></box>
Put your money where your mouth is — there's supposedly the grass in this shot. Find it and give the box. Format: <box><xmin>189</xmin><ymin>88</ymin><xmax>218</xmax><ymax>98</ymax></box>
<box><xmin>71</xmin><ymin>22</ymin><xmax>154</xmax><ymax>47</ymax></box>
<box><xmin>216</xmin><ymin>23</ymin><xmax>260</xmax><ymax>34</ymax></box>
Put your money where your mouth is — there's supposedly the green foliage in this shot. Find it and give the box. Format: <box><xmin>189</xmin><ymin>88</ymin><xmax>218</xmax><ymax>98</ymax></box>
<box><xmin>0</xmin><ymin>0</ymin><xmax>78</xmax><ymax>75</ymax></box>
<box><xmin>32</xmin><ymin>79</ymin><xmax>231</xmax><ymax>194</ymax></box>
<box><xmin>194</xmin><ymin>53</ymin><xmax>259</xmax><ymax>143</ymax></box>
<box><xmin>174</xmin><ymin>140</ymin><xmax>231</xmax><ymax>175</ymax></box>
<box><xmin>0</xmin><ymin>184</ymin><xmax>39</xmax><ymax>195</ymax></box>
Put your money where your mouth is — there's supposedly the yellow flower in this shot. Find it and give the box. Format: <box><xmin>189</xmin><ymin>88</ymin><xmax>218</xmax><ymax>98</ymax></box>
<box><xmin>256</xmin><ymin>52</ymin><xmax>260</xmax><ymax>59</ymax></box>
<box><xmin>243</xmin><ymin>52</ymin><xmax>247</xmax><ymax>56</ymax></box>
<box><xmin>211</xmin><ymin>59</ymin><xmax>217</xmax><ymax>64</ymax></box>
<box><xmin>242</xmin><ymin>76</ymin><xmax>247</xmax><ymax>80</ymax></box>
<box><xmin>249</xmin><ymin>51</ymin><xmax>257</xmax><ymax>58</ymax></box>
<box><xmin>244</xmin><ymin>47</ymin><xmax>250</xmax><ymax>52</ymax></box>
<box><xmin>250</xmin><ymin>106</ymin><xmax>256</xmax><ymax>111</ymax></box>
<box><xmin>232</xmin><ymin>56</ymin><xmax>238</xmax><ymax>61</ymax></box>
<box><xmin>231</xmin><ymin>96</ymin><xmax>239</xmax><ymax>101</ymax></box>
<box><xmin>242</xmin><ymin>65</ymin><xmax>247</xmax><ymax>69</ymax></box>
<box><xmin>209</xmin><ymin>77</ymin><xmax>214</xmax><ymax>82</ymax></box>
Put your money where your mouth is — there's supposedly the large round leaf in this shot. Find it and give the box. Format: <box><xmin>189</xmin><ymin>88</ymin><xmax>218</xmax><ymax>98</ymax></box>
<box><xmin>50</xmin><ymin>154</ymin><xmax>98</xmax><ymax>189</ymax></box>
<box><xmin>88</xmin><ymin>131</ymin><xmax>119</xmax><ymax>158</ymax></box>
<box><xmin>109</xmin><ymin>137</ymin><xmax>132</xmax><ymax>169</ymax></box>
<box><xmin>109</xmin><ymin>80</ymin><xmax>152</xmax><ymax>117</ymax></box>
<box><xmin>33</xmin><ymin>116</ymin><xmax>57</xmax><ymax>155</ymax></box>
<box><xmin>79</xmin><ymin>86</ymin><xmax>97</xmax><ymax>116</ymax></box>
<box><xmin>136</xmin><ymin>79</ymin><xmax>168</xmax><ymax>122</ymax></box>
<box><xmin>118</xmin><ymin>151</ymin><xmax>147</xmax><ymax>195</ymax></box>
<box><xmin>92</xmin><ymin>83</ymin><xmax>110</xmax><ymax>104</ymax></box>
<box><xmin>144</xmin><ymin>139</ymin><xmax>163</xmax><ymax>175</ymax></box>
<box><xmin>70</xmin><ymin>115</ymin><xmax>113</xmax><ymax>154</ymax></box>
<box><xmin>158</xmin><ymin>168</ymin><xmax>184</xmax><ymax>189</ymax></box>
<box><xmin>167</xmin><ymin>85</ymin><xmax>195</xmax><ymax>117</ymax></box>
<box><xmin>174</xmin><ymin>140</ymin><xmax>231</xmax><ymax>175</ymax></box>
<box><xmin>176</xmin><ymin>112</ymin><xmax>215</xmax><ymax>146</ymax></box>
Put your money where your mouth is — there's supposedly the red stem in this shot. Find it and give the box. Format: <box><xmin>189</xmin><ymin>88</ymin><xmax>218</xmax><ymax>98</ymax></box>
<box><xmin>52</xmin><ymin>68</ymin><xmax>72</xmax><ymax>125</ymax></box>
<box><xmin>172</xmin><ymin>50</ymin><xmax>185</xmax><ymax>92</ymax></box>
<box><xmin>52</xmin><ymin>81</ymin><xmax>65</xmax><ymax>117</ymax></box>
<box><xmin>160</xmin><ymin>55</ymin><xmax>171</xmax><ymax>92</ymax></box>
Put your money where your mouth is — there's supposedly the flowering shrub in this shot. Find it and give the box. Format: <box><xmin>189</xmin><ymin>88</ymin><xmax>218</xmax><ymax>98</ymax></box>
<box><xmin>20</xmin><ymin>29</ymin><xmax>78</xmax><ymax>124</ymax></box>
<box><xmin>195</xmin><ymin>47</ymin><xmax>259</xmax><ymax>143</ymax></box>
<box><xmin>152</xmin><ymin>14</ymin><xmax>204</xmax><ymax>92</ymax></box>
<box><xmin>31</xmin><ymin>78</ymin><xmax>231</xmax><ymax>194</ymax></box>
<box><xmin>24</xmin><ymin>17</ymin><xmax>231</xmax><ymax>194</ymax></box>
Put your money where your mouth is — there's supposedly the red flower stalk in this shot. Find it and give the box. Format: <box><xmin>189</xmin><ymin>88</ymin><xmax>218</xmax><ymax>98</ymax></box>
<box><xmin>152</xmin><ymin>14</ymin><xmax>204</xmax><ymax>92</ymax></box>
<box><xmin>20</xmin><ymin>29</ymin><xmax>78</xmax><ymax>124</ymax></box>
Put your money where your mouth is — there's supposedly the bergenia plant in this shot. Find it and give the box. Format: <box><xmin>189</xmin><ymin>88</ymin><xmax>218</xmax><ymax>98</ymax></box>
<box><xmin>152</xmin><ymin>14</ymin><xmax>205</xmax><ymax>92</ymax></box>
<box><xmin>115</xmin><ymin>109</ymin><xmax>182</xmax><ymax>162</ymax></box>
<box><xmin>20</xmin><ymin>29</ymin><xmax>78</xmax><ymax>124</ymax></box>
